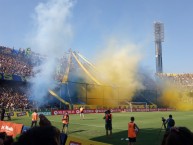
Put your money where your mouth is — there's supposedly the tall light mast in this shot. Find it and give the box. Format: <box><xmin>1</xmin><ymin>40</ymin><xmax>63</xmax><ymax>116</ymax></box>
<box><xmin>154</xmin><ymin>22</ymin><xmax>164</xmax><ymax>73</ymax></box>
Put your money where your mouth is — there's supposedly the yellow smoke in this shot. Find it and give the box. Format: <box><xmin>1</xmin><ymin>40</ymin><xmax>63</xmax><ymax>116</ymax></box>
<box><xmin>160</xmin><ymin>82</ymin><xmax>193</xmax><ymax>111</ymax></box>
<box><xmin>84</xmin><ymin>39</ymin><xmax>144</xmax><ymax>105</ymax></box>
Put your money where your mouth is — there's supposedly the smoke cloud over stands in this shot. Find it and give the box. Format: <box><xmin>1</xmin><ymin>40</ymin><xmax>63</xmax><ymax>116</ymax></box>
<box><xmin>84</xmin><ymin>39</ymin><xmax>145</xmax><ymax>105</ymax></box>
<box><xmin>26</xmin><ymin>0</ymin><xmax>155</xmax><ymax>106</ymax></box>
<box><xmin>29</xmin><ymin>0</ymin><xmax>73</xmax><ymax>56</ymax></box>
<box><xmin>160</xmin><ymin>82</ymin><xmax>193</xmax><ymax>111</ymax></box>
<box><xmin>27</xmin><ymin>0</ymin><xmax>74</xmax><ymax>105</ymax></box>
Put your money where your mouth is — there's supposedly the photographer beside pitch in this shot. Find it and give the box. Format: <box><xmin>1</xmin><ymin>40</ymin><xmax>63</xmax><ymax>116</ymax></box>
<box><xmin>164</xmin><ymin>114</ymin><xmax>175</xmax><ymax>131</ymax></box>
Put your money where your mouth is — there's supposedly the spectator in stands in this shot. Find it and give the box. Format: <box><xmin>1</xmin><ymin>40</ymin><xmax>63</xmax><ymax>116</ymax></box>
<box><xmin>161</xmin><ymin>126</ymin><xmax>193</xmax><ymax>145</ymax></box>
<box><xmin>39</xmin><ymin>114</ymin><xmax>52</xmax><ymax>127</ymax></box>
<box><xmin>12</xmin><ymin>126</ymin><xmax>61</xmax><ymax>145</ymax></box>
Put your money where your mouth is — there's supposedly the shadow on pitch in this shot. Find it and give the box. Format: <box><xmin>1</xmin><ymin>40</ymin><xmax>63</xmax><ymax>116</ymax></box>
<box><xmin>68</xmin><ymin>129</ymin><xmax>87</xmax><ymax>134</ymax></box>
<box><xmin>90</xmin><ymin>128</ymin><xmax>166</xmax><ymax>145</ymax></box>
<box><xmin>80</xmin><ymin>118</ymin><xmax>98</xmax><ymax>120</ymax></box>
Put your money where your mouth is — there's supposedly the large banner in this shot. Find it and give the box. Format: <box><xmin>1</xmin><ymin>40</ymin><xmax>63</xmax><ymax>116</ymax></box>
<box><xmin>37</xmin><ymin>111</ymin><xmax>51</xmax><ymax>116</ymax></box>
<box><xmin>51</xmin><ymin>108</ymin><xmax>176</xmax><ymax>115</ymax></box>
<box><xmin>0</xmin><ymin>73</ymin><xmax>26</xmax><ymax>82</ymax></box>
<box><xmin>4</xmin><ymin>111</ymin><xmax>29</xmax><ymax>118</ymax></box>
<box><xmin>0</xmin><ymin>121</ymin><xmax>23</xmax><ymax>137</ymax></box>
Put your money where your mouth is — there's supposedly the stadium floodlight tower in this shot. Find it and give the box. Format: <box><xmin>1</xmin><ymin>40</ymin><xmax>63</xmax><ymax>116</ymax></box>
<box><xmin>154</xmin><ymin>22</ymin><xmax>164</xmax><ymax>73</ymax></box>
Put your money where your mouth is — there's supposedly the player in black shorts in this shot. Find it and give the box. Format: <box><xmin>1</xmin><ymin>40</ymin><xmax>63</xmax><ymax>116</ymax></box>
<box><xmin>103</xmin><ymin>110</ymin><xmax>112</xmax><ymax>136</ymax></box>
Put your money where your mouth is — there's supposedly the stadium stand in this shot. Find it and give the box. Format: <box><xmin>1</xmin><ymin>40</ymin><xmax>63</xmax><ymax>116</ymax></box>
<box><xmin>0</xmin><ymin>81</ymin><xmax>32</xmax><ymax>110</ymax></box>
<box><xmin>1</xmin><ymin>45</ymin><xmax>193</xmax><ymax>110</ymax></box>
<box><xmin>0</xmin><ymin>46</ymin><xmax>58</xmax><ymax>110</ymax></box>
<box><xmin>0</xmin><ymin>46</ymin><xmax>33</xmax><ymax>76</ymax></box>
<box><xmin>156</xmin><ymin>73</ymin><xmax>193</xmax><ymax>92</ymax></box>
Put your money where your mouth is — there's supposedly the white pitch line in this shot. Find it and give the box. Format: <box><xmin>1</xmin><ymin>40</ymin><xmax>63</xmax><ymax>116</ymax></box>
<box><xmin>50</xmin><ymin>119</ymin><xmax>104</xmax><ymax>128</ymax></box>
<box><xmin>49</xmin><ymin>119</ymin><xmax>123</xmax><ymax>130</ymax></box>
<box><xmin>49</xmin><ymin>120</ymin><xmax>154</xmax><ymax>133</ymax></box>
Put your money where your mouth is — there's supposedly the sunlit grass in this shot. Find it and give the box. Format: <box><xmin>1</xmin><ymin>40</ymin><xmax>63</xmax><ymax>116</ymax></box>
<box><xmin>10</xmin><ymin>111</ymin><xmax>193</xmax><ymax>145</ymax></box>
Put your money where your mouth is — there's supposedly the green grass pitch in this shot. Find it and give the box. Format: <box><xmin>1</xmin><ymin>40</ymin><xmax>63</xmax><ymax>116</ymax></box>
<box><xmin>10</xmin><ymin>111</ymin><xmax>193</xmax><ymax>145</ymax></box>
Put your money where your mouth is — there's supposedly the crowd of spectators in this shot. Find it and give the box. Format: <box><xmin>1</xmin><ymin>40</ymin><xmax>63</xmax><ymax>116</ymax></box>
<box><xmin>2</xmin><ymin>44</ymin><xmax>193</xmax><ymax>109</ymax></box>
<box><xmin>156</xmin><ymin>73</ymin><xmax>193</xmax><ymax>92</ymax></box>
<box><xmin>0</xmin><ymin>46</ymin><xmax>67</xmax><ymax>109</ymax></box>
<box><xmin>0</xmin><ymin>83</ymin><xmax>32</xmax><ymax>110</ymax></box>
<box><xmin>0</xmin><ymin>45</ymin><xmax>67</xmax><ymax>81</ymax></box>
<box><xmin>0</xmin><ymin>82</ymin><xmax>62</xmax><ymax>111</ymax></box>
<box><xmin>0</xmin><ymin>47</ymin><xmax>32</xmax><ymax>77</ymax></box>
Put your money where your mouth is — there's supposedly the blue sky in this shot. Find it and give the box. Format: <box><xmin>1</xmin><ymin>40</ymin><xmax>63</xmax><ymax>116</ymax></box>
<box><xmin>0</xmin><ymin>0</ymin><xmax>193</xmax><ymax>74</ymax></box>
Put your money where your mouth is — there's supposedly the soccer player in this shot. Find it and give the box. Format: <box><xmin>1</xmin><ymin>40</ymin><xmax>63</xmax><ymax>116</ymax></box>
<box><xmin>128</xmin><ymin>116</ymin><xmax>139</xmax><ymax>145</ymax></box>
<box><xmin>79</xmin><ymin>106</ymin><xmax>85</xmax><ymax>120</ymax></box>
<box><xmin>103</xmin><ymin>110</ymin><xmax>112</xmax><ymax>136</ymax></box>
<box><xmin>31</xmin><ymin>110</ymin><xmax>38</xmax><ymax>127</ymax></box>
<box><xmin>62</xmin><ymin>112</ymin><xmax>69</xmax><ymax>134</ymax></box>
